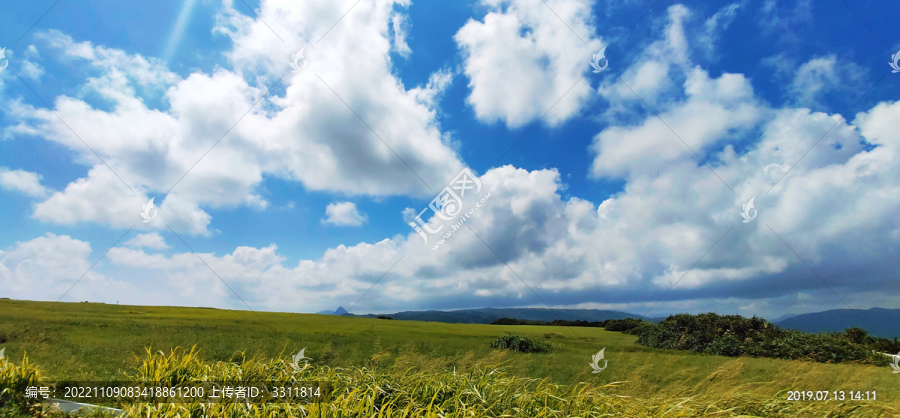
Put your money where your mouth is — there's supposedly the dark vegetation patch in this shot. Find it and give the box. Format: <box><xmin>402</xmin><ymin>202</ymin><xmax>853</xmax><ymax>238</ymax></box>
<box><xmin>495</xmin><ymin>313</ymin><xmax>900</xmax><ymax>364</ymax></box>
<box><xmin>490</xmin><ymin>334</ymin><xmax>557</xmax><ymax>353</ymax></box>
<box><xmin>492</xmin><ymin>317</ymin><xmax>607</xmax><ymax>327</ymax></box>
<box><xmin>635</xmin><ymin>313</ymin><xmax>900</xmax><ymax>364</ymax></box>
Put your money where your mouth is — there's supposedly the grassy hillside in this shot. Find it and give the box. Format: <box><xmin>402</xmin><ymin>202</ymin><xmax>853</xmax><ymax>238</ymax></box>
<box><xmin>1</xmin><ymin>299</ymin><xmax>900</xmax><ymax>416</ymax></box>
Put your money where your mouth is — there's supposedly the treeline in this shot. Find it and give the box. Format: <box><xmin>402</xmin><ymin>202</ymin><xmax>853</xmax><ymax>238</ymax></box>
<box><xmin>494</xmin><ymin>313</ymin><xmax>900</xmax><ymax>364</ymax></box>
<box><xmin>491</xmin><ymin>317</ymin><xmax>645</xmax><ymax>329</ymax></box>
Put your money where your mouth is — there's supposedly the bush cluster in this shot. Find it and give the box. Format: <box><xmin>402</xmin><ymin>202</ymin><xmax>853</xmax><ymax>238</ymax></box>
<box><xmin>490</xmin><ymin>313</ymin><xmax>900</xmax><ymax>365</ymax></box>
<box><xmin>602</xmin><ymin>318</ymin><xmax>648</xmax><ymax>334</ymax></box>
<box><xmin>629</xmin><ymin>313</ymin><xmax>897</xmax><ymax>364</ymax></box>
<box><xmin>550</xmin><ymin>319</ymin><xmax>606</xmax><ymax>327</ymax></box>
<box><xmin>489</xmin><ymin>334</ymin><xmax>557</xmax><ymax>353</ymax></box>
<box><xmin>848</xmin><ymin>327</ymin><xmax>900</xmax><ymax>353</ymax></box>
<box><xmin>491</xmin><ymin>317</ymin><xmax>632</xmax><ymax>328</ymax></box>
<box><xmin>492</xmin><ymin>317</ymin><xmax>551</xmax><ymax>326</ymax></box>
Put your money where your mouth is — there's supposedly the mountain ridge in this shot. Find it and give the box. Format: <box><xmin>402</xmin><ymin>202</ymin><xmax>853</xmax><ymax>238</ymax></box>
<box><xmin>314</xmin><ymin>306</ymin><xmax>900</xmax><ymax>338</ymax></box>
<box><xmin>340</xmin><ymin>307</ymin><xmax>646</xmax><ymax>324</ymax></box>
<box><xmin>774</xmin><ymin>307</ymin><xmax>900</xmax><ymax>339</ymax></box>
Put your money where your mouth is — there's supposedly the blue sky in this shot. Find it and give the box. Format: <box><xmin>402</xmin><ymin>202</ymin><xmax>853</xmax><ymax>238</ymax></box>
<box><xmin>1</xmin><ymin>0</ymin><xmax>899</xmax><ymax>321</ymax></box>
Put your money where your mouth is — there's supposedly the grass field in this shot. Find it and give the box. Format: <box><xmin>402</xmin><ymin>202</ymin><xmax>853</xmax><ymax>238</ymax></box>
<box><xmin>2</xmin><ymin>299</ymin><xmax>900</xmax><ymax>416</ymax></box>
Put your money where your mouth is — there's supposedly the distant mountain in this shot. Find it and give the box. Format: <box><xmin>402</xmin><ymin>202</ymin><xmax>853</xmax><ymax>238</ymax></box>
<box><xmin>775</xmin><ymin>307</ymin><xmax>900</xmax><ymax>339</ymax></box>
<box><xmin>770</xmin><ymin>313</ymin><xmax>799</xmax><ymax>323</ymax></box>
<box><xmin>316</xmin><ymin>306</ymin><xmax>349</xmax><ymax>315</ymax></box>
<box><xmin>316</xmin><ymin>306</ymin><xmax>900</xmax><ymax>337</ymax></box>
<box><xmin>346</xmin><ymin>307</ymin><xmax>644</xmax><ymax>324</ymax></box>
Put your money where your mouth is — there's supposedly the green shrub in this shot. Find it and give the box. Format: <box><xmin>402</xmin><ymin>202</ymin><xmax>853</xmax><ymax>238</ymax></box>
<box><xmin>550</xmin><ymin>319</ymin><xmax>605</xmax><ymax>327</ymax></box>
<box><xmin>704</xmin><ymin>334</ymin><xmax>744</xmax><ymax>357</ymax></box>
<box><xmin>490</xmin><ymin>334</ymin><xmax>557</xmax><ymax>353</ymax></box>
<box><xmin>843</xmin><ymin>327</ymin><xmax>868</xmax><ymax>344</ymax></box>
<box><xmin>492</xmin><ymin>317</ymin><xmax>549</xmax><ymax>326</ymax></box>
<box><xmin>632</xmin><ymin>313</ymin><xmax>885</xmax><ymax>364</ymax></box>
<box><xmin>743</xmin><ymin>330</ymin><xmax>866</xmax><ymax>362</ymax></box>
<box><xmin>869</xmin><ymin>336</ymin><xmax>900</xmax><ymax>354</ymax></box>
<box><xmin>603</xmin><ymin>318</ymin><xmax>645</xmax><ymax>333</ymax></box>
<box><xmin>626</xmin><ymin>322</ymin><xmax>654</xmax><ymax>336</ymax></box>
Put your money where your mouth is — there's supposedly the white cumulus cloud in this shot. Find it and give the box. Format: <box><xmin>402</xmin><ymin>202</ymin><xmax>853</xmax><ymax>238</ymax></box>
<box><xmin>3</xmin><ymin>2</ymin><xmax>900</xmax><ymax>324</ymax></box>
<box><xmin>322</xmin><ymin>202</ymin><xmax>368</xmax><ymax>227</ymax></box>
<box><xmin>8</xmin><ymin>0</ymin><xmax>463</xmax><ymax>235</ymax></box>
<box><xmin>0</xmin><ymin>167</ymin><xmax>49</xmax><ymax>197</ymax></box>
<box><xmin>454</xmin><ymin>0</ymin><xmax>603</xmax><ymax>128</ymax></box>
<box><xmin>124</xmin><ymin>232</ymin><xmax>169</xmax><ymax>250</ymax></box>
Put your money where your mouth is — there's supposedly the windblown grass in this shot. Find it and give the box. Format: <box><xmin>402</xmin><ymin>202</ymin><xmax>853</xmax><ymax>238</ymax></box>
<box><xmin>3</xmin><ymin>300</ymin><xmax>900</xmax><ymax>416</ymax></box>
<box><xmin>0</xmin><ymin>353</ymin><xmax>116</xmax><ymax>417</ymax></box>
<box><xmin>0</xmin><ymin>350</ymin><xmax>42</xmax><ymax>416</ymax></box>
<box><xmin>3</xmin><ymin>347</ymin><xmax>899</xmax><ymax>417</ymax></box>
